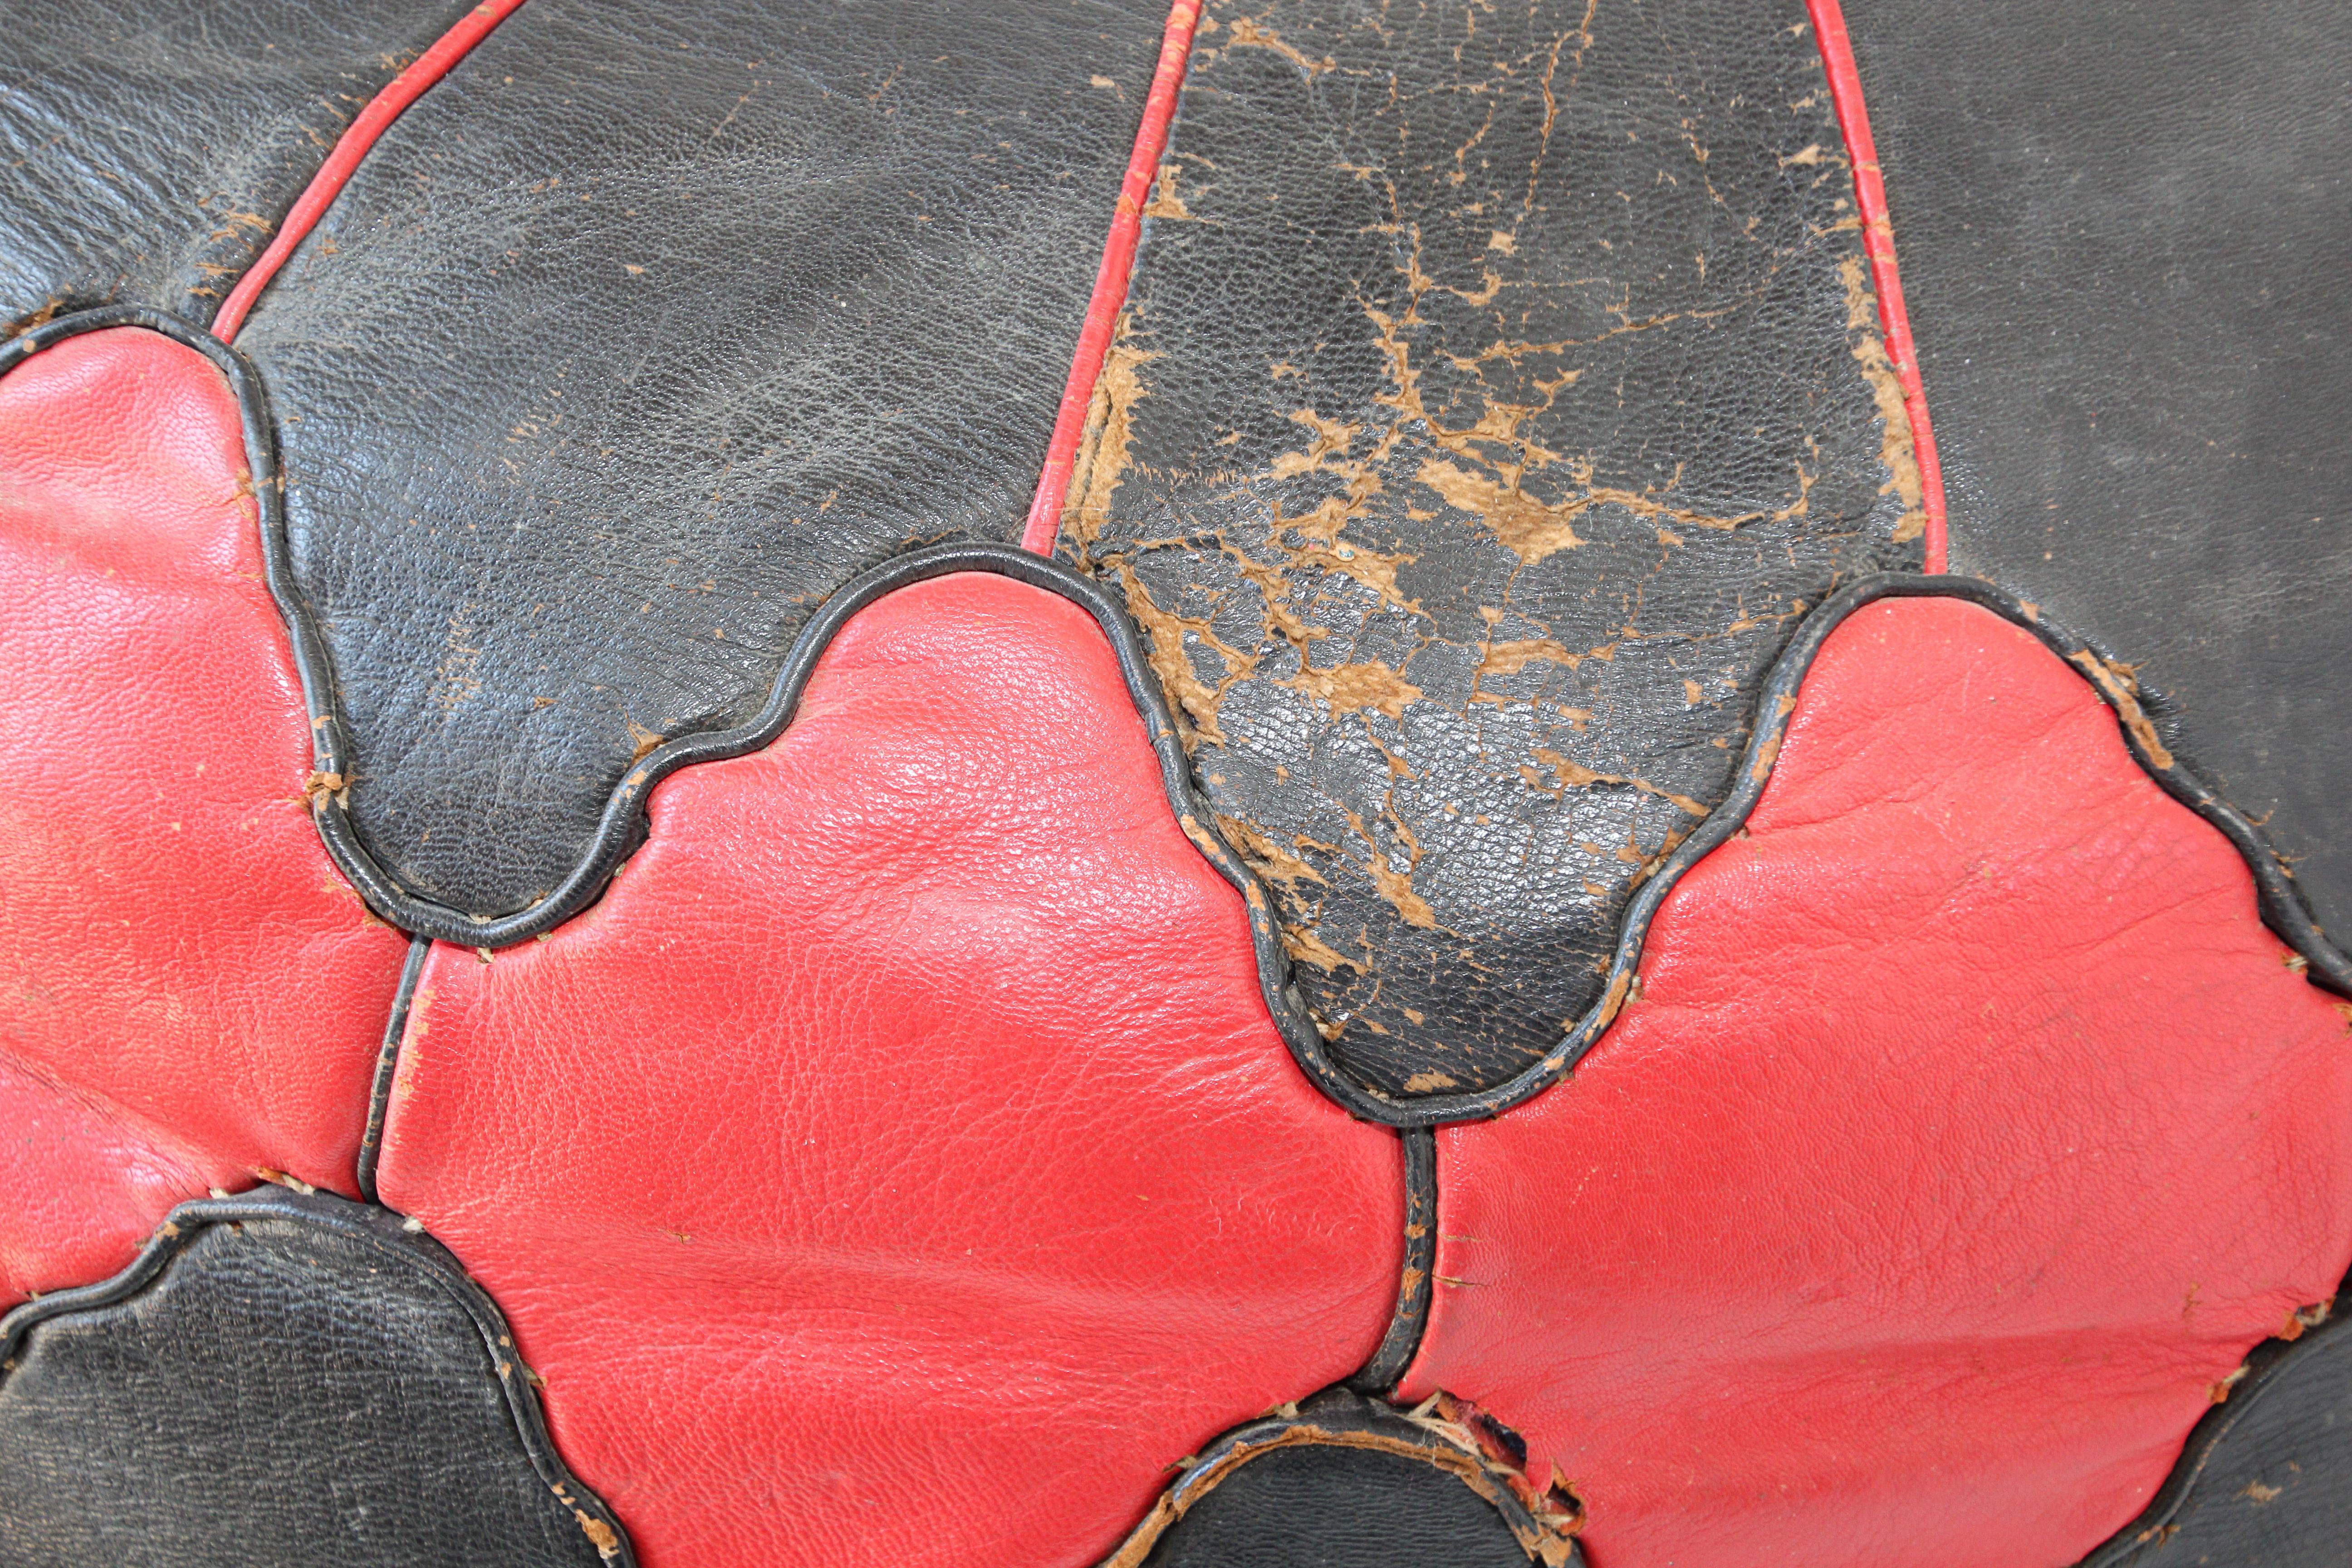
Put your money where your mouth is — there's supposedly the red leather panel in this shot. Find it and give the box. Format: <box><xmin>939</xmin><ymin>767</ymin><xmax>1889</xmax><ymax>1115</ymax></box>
<box><xmin>1398</xmin><ymin>597</ymin><xmax>2352</xmax><ymax>1568</ymax></box>
<box><xmin>375</xmin><ymin>571</ymin><xmax>1405</xmax><ymax>1568</ymax></box>
<box><xmin>0</xmin><ymin>328</ymin><xmax>410</xmax><ymax>1272</ymax></box>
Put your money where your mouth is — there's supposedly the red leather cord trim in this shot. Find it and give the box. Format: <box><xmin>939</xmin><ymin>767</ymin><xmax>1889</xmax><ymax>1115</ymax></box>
<box><xmin>1806</xmin><ymin>0</ymin><xmax>1949</xmax><ymax>572</ymax></box>
<box><xmin>211</xmin><ymin>0</ymin><xmax>529</xmax><ymax>343</ymax></box>
<box><xmin>1020</xmin><ymin>0</ymin><xmax>1202</xmax><ymax>554</ymax></box>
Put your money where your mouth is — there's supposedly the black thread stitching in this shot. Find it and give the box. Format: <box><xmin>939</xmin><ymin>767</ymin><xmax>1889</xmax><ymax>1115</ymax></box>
<box><xmin>0</xmin><ymin>1186</ymin><xmax>637</xmax><ymax>1565</ymax></box>
<box><xmin>9</xmin><ymin>306</ymin><xmax>2343</xmax><ymax>1128</ymax></box>
<box><xmin>1348</xmin><ymin>1128</ymin><xmax>1435</xmax><ymax>1394</ymax></box>
<box><xmin>355</xmin><ymin>933</ymin><xmax>432</xmax><ymax>1204</ymax></box>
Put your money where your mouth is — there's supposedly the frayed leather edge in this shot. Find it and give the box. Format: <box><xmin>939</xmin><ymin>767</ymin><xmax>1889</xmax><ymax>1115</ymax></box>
<box><xmin>6</xmin><ymin>308</ymin><xmax>2341</xmax><ymax>1126</ymax></box>
<box><xmin>0</xmin><ymin>1185</ymin><xmax>636</xmax><ymax>1565</ymax></box>
<box><xmin>1098</xmin><ymin>1388</ymin><xmax>1583</xmax><ymax>1568</ymax></box>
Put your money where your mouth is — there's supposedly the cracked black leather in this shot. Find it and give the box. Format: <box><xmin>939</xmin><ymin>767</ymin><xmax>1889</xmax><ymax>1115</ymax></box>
<box><xmin>2083</xmin><ymin>1307</ymin><xmax>2352</xmax><ymax>1568</ymax></box>
<box><xmin>233</xmin><ymin>0</ymin><xmax>1168</xmax><ymax>917</ymax></box>
<box><xmin>1133</xmin><ymin>1392</ymin><xmax>1563</xmax><ymax>1568</ymax></box>
<box><xmin>0</xmin><ymin>0</ymin><xmax>474</xmax><ymax>332</ymax></box>
<box><xmin>1846</xmin><ymin>0</ymin><xmax>2352</xmax><ymax>950</ymax></box>
<box><xmin>1063</xmin><ymin>0</ymin><xmax>1921</xmax><ymax>1095</ymax></box>
<box><xmin>0</xmin><ymin>1189</ymin><xmax>625</xmax><ymax>1567</ymax></box>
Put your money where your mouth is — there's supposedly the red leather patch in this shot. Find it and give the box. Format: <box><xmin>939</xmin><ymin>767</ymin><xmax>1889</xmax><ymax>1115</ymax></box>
<box><xmin>375</xmin><ymin>571</ymin><xmax>1405</xmax><ymax>1568</ymax></box>
<box><xmin>0</xmin><ymin>328</ymin><xmax>409</xmax><ymax>1302</ymax></box>
<box><xmin>1398</xmin><ymin>597</ymin><xmax>2352</xmax><ymax>1568</ymax></box>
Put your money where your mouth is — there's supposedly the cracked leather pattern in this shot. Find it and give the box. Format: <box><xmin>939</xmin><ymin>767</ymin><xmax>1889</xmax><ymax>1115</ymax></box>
<box><xmin>1845</xmin><ymin>0</ymin><xmax>2352</xmax><ymax>948</ymax></box>
<box><xmin>1064</xmin><ymin>0</ymin><xmax>1922</xmax><ymax>1095</ymax></box>
<box><xmin>233</xmin><ymin>0</ymin><xmax>1169</xmax><ymax>917</ymax></box>
<box><xmin>2089</xmin><ymin>1308</ymin><xmax>2352</xmax><ymax>1568</ymax></box>
<box><xmin>0</xmin><ymin>0</ymin><xmax>474</xmax><ymax>331</ymax></box>
<box><xmin>0</xmin><ymin>1191</ymin><xmax>618</xmax><ymax>1568</ymax></box>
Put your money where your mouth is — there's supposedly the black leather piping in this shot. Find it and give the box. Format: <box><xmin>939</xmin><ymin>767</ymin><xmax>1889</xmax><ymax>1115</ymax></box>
<box><xmin>355</xmin><ymin>933</ymin><xmax>431</xmax><ymax>1204</ymax></box>
<box><xmin>1347</xmin><ymin>1129</ymin><xmax>1434</xmax><ymax>1393</ymax></box>
<box><xmin>1096</xmin><ymin>1387</ymin><xmax>1583</xmax><ymax>1568</ymax></box>
<box><xmin>0</xmin><ymin>1186</ymin><xmax>637</xmax><ymax>1566</ymax></box>
<box><xmin>7</xmin><ymin>306</ymin><xmax>2342</xmax><ymax>1125</ymax></box>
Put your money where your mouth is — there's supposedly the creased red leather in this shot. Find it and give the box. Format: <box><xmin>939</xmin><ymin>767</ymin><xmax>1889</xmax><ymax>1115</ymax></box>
<box><xmin>375</xmin><ymin>571</ymin><xmax>1405</xmax><ymax>1568</ymax></box>
<box><xmin>0</xmin><ymin>328</ymin><xmax>410</xmax><ymax>1296</ymax></box>
<box><xmin>1398</xmin><ymin>597</ymin><xmax>2352</xmax><ymax>1568</ymax></box>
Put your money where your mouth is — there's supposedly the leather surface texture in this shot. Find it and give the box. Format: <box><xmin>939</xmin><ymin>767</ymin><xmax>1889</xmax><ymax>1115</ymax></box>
<box><xmin>1398</xmin><ymin>595</ymin><xmax>2352</xmax><ymax>1568</ymax></box>
<box><xmin>2085</xmin><ymin>1301</ymin><xmax>2352</xmax><ymax>1568</ymax></box>
<box><xmin>1111</xmin><ymin>1390</ymin><xmax>1575</xmax><ymax>1568</ymax></box>
<box><xmin>0</xmin><ymin>1187</ymin><xmax>629</xmax><ymax>1567</ymax></box>
<box><xmin>0</xmin><ymin>0</ymin><xmax>477</xmax><ymax>331</ymax></box>
<box><xmin>1844</xmin><ymin>0</ymin><xmax>2352</xmax><ymax>946</ymax></box>
<box><xmin>0</xmin><ymin>325</ymin><xmax>410</xmax><ymax>1302</ymax></box>
<box><xmin>232</xmin><ymin>0</ymin><xmax>1176</xmax><ymax>923</ymax></box>
<box><xmin>1061</xmin><ymin>0</ymin><xmax>1926</xmax><ymax>1098</ymax></box>
<box><xmin>372</xmin><ymin>568</ymin><xmax>1406</xmax><ymax>1568</ymax></box>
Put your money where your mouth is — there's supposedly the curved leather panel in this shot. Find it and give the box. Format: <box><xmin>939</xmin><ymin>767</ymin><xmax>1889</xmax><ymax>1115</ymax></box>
<box><xmin>1843</xmin><ymin>0</ymin><xmax>2352</xmax><ymax>944</ymax></box>
<box><xmin>232</xmin><ymin>0</ymin><xmax>1174</xmax><ymax>920</ymax></box>
<box><xmin>1061</xmin><ymin>0</ymin><xmax>1924</xmax><ymax>1097</ymax></box>
<box><xmin>0</xmin><ymin>0</ymin><xmax>477</xmax><ymax>330</ymax></box>
<box><xmin>1108</xmin><ymin>1390</ymin><xmax>1575</xmax><ymax>1568</ymax></box>
<box><xmin>2085</xmin><ymin>1302</ymin><xmax>2352</xmax><ymax>1568</ymax></box>
<box><xmin>0</xmin><ymin>1188</ymin><xmax>630</xmax><ymax>1566</ymax></box>
<box><xmin>374</xmin><ymin>568</ymin><xmax>1404</xmax><ymax>1568</ymax></box>
<box><xmin>0</xmin><ymin>327</ymin><xmax>409</xmax><ymax>1250</ymax></box>
<box><xmin>1399</xmin><ymin>596</ymin><xmax>2352</xmax><ymax>1568</ymax></box>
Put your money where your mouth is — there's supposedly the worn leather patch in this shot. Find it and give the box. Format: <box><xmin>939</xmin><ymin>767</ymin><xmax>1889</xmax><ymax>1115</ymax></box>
<box><xmin>0</xmin><ymin>0</ymin><xmax>477</xmax><ymax>331</ymax></box>
<box><xmin>1063</xmin><ymin>0</ymin><xmax>1923</xmax><ymax>1095</ymax></box>
<box><xmin>234</xmin><ymin>0</ymin><xmax>1171</xmax><ymax>918</ymax></box>
<box><xmin>0</xmin><ymin>1189</ymin><xmax>628</xmax><ymax>1567</ymax></box>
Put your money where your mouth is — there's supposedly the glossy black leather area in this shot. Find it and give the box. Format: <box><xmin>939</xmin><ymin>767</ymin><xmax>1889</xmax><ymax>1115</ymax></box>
<box><xmin>234</xmin><ymin>0</ymin><xmax>1168</xmax><ymax>918</ymax></box>
<box><xmin>0</xmin><ymin>0</ymin><xmax>475</xmax><ymax>331</ymax></box>
<box><xmin>1064</xmin><ymin>0</ymin><xmax>1922</xmax><ymax>1095</ymax></box>
<box><xmin>0</xmin><ymin>1188</ymin><xmax>627</xmax><ymax>1568</ymax></box>
<box><xmin>1847</xmin><ymin>0</ymin><xmax>2352</xmax><ymax>948</ymax></box>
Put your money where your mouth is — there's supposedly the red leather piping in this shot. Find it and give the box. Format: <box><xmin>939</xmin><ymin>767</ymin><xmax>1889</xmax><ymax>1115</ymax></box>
<box><xmin>1805</xmin><ymin>0</ymin><xmax>1948</xmax><ymax>572</ymax></box>
<box><xmin>211</xmin><ymin>0</ymin><xmax>529</xmax><ymax>343</ymax></box>
<box><xmin>1019</xmin><ymin>0</ymin><xmax>1203</xmax><ymax>555</ymax></box>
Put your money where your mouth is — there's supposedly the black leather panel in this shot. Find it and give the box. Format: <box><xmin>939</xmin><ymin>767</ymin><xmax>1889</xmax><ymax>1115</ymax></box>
<box><xmin>1845</xmin><ymin>0</ymin><xmax>2352</xmax><ymax>947</ymax></box>
<box><xmin>235</xmin><ymin>0</ymin><xmax>1168</xmax><ymax>917</ymax></box>
<box><xmin>0</xmin><ymin>1188</ymin><xmax>628</xmax><ymax>1568</ymax></box>
<box><xmin>0</xmin><ymin>0</ymin><xmax>475</xmax><ymax>331</ymax></box>
<box><xmin>1063</xmin><ymin>0</ymin><xmax>1922</xmax><ymax>1095</ymax></box>
<box><xmin>2083</xmin><ymin>1305</ymin><xmax>2352</xmax><ymax>1568</ymax></box>
<box><xmin>1120</xmin><ymin>1390</ymin><xmax>1579</xmax><ymax>1568</ymax></box>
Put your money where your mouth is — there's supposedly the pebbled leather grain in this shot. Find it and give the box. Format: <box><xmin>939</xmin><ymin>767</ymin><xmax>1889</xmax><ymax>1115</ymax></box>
<box><xmin>0</xmin><ymin>1188</ymin><xmax>627</xmax><ymax>1567</ymax></box>
<box><xmin>373</xmin><ymin>569</ymin><xmax>1405</xmax><ymax>1568</ymax></box>
<box><xmin>233</xmin><ymin>0</ymin><xmax>1173</xmax><ymax>920</ymax></box>
<box><xmin>2085</xmin><ymin>1303</ymin><xmax>2352</xmax><ymax>1568</ymax></box>
<box><xmin>1398</xmin><ymin>596</ymin><xmax>2352</xmax><ymax>1568</ymax></box>
<box><xmin>0</xmin><ymin>327</ymin><xmax>409</xmax><ymax>1248</ymax></box>
<box><xmin>1063</xmin><ymin>0</ymin><xmax>1924</xmax><ymax>1096</ymax></box>
<box><xmin>0</xmin><ymin>0</ymin><xmax>476</xmax><ymax>331</ymax></box>
<box><xmin>1843</xmin><ymin>0</ymin><xmax>2352</xmax><ymax>946</ymax></box>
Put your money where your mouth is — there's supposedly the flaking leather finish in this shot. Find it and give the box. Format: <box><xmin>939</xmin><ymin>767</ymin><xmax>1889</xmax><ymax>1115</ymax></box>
<box><xmin>2085</xmin><ymin>1305</ymin><xmax>2352</xmax><ymax>1568</ymax></box>
<box><xmin>1063</xmin><ymin>0</ymin><xmax>1924</xmax><ymax>1096</ymax></box>
<box><xmin>1399</xmin><ymin>597</ymin><xmax>2352</xmax><ymax>1568</ymax></box>
<box><xmin>0</xmin><ymin>1188</ymin><xmax>629</xmax><ymax>1567</ymax></box>
<box><xmin>233</xmin><ymin>0</ymin><xmax>1173</xmax><ymax>919</ymax></box>
<box><xmin>0</xmin><ymin>328</ymin><xmax>409</xmax><ymax>1248</ymax></box>
<box><xmin>1844</xmin><ymin>0</ymin><xmax>2352</xmax><ymax>945</ymax></box>
<box><xmin>0</xmin><ymin>0</ymin><xmax>475</xmax><ymax>331</ymax></box>
<box><xmin>373</xmin><ymin>570</ymin><xmax>1406</xmax><ymax>1568</ymax></box>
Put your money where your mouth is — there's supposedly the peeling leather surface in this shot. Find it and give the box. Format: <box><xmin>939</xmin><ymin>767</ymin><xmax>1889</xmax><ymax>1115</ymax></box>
<box><xmin>1845</xmin><ymin>0</ymin><xmax>2352</xmax><ymax>946</ymax></box>
<box><xmin>0</xmin><ymin>1191</ymin><xmax>622</xmax><ymax>1567</ymax></box>
<box><xmin>235</xmin><ymin>0</ymin><xmax>1169</xmax><ymax>917</ymax></box>
<box><xmin>0</xmin><ymin>0</ymin><xmax>475</xmax><ymax>331</ymax></box>
<box><xmin>1065</xmin><ymin>0</ymin><xmax>1922</xmax><ymax>1094</ymax></box>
